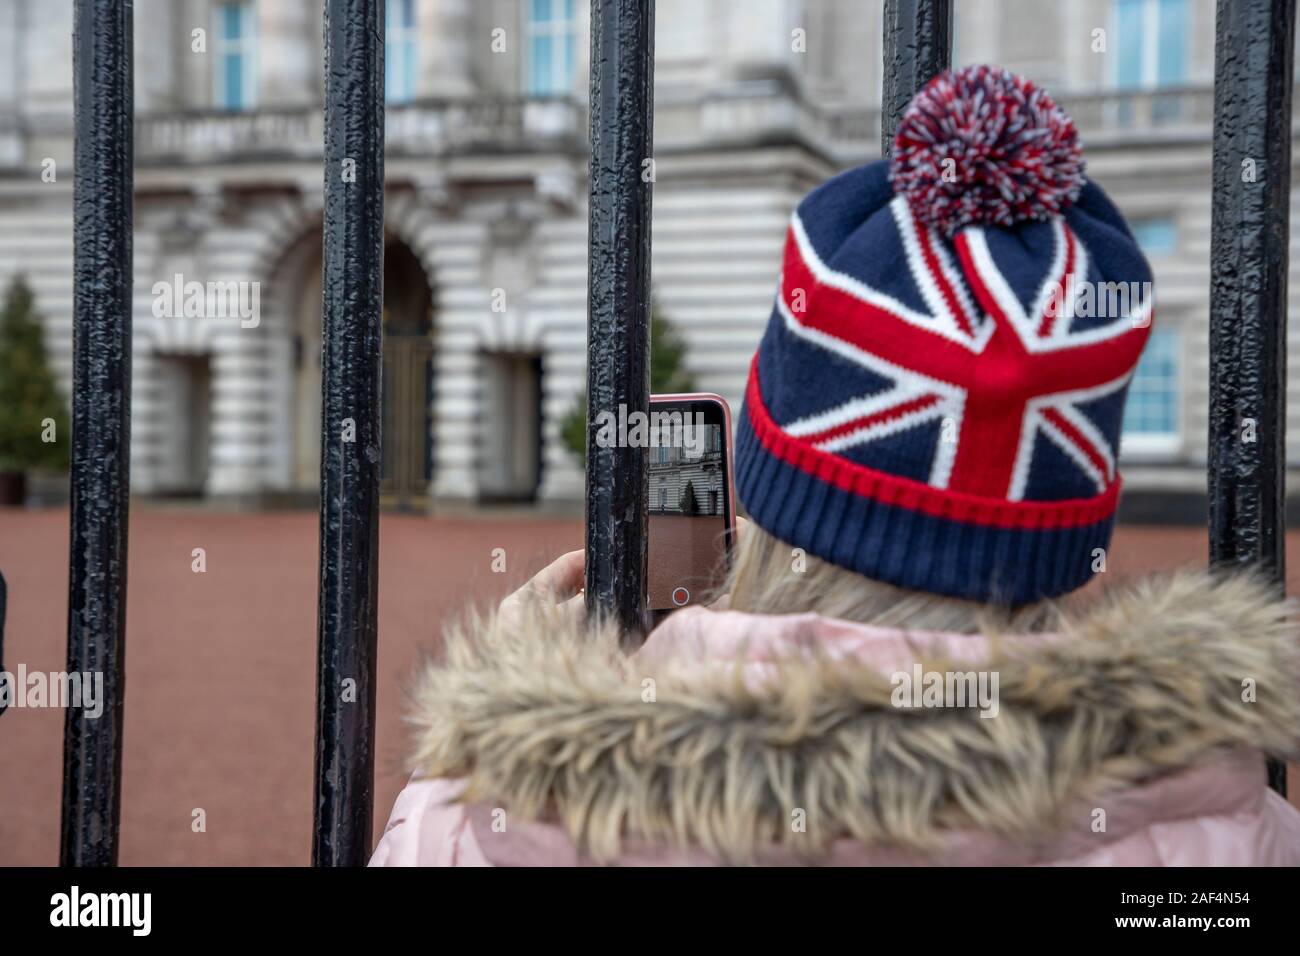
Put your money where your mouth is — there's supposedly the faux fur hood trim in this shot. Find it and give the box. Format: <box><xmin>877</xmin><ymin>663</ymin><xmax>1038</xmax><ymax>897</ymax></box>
<box><xmin>408</xmin><ymin>572</ymin><xmax>1300</xmax><ymax>864</ymax></box>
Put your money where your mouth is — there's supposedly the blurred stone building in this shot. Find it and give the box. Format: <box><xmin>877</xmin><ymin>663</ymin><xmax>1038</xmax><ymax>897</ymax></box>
<box><xmin>0</xmin><ymin>0</ymin><xmax>1289</xmax><ymax>514</ymax></box>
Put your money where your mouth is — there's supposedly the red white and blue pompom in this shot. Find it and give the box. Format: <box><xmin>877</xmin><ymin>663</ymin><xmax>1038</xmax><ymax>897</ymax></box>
<box><xmin>890</xmin><ymin>65</ymin><xmax>1085</xmax><ymax>235</ymax></box>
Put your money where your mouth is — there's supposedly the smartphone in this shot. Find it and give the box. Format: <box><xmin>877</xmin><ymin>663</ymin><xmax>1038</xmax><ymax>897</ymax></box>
<box><xmin>646</xmin><ymin>393</ymin><xmax>736</xmax><ymax>624</ymax></box>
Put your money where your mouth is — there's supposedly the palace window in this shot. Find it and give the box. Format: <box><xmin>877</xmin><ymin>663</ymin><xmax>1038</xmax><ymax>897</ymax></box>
<box><xmin>386</xmin><ymin>0</ymin><xmax>418</xmax><ymax>104</ymax></box>
<box><xmin>1114</xmin><ymin>0</ymin><xmax>1188</xmax><ymax>90</ymax></box>
<box><xmin>1130</xmin><ymin>218</ymin><xmax>1178</xmax><ymax>257</ymax></box>
<box><xmin>1122</xmin><ymin>327</ymin><xmax>1180</xmax><ymax>455</ymax></box>
<box><xmin>525</xmin><ymin>0</ymin><xmax>577</xmax><ymax>96</ymax></box>
<box><xmin>214</xmin><ymin>2</ymin><xmax>257</xmax><ymax>111</ymax></box>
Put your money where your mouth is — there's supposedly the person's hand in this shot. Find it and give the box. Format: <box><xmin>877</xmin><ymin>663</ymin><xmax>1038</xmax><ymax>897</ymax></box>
<box><xmin>497</xmin><ymin>549</ymin><xmax>586</xmax><ymax>631</ymax></box>
<box><xmin>496</xmin><ymin>516</ymin><xmax>748</xmax><ymax>626</ymax></box>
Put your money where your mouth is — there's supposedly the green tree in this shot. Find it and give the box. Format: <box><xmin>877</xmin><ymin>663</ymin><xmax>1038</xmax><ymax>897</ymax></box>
<box><xmin>560</xmin><ymin>305</ymin><xmax>696</xmax><ymax>466</ymax></box>
<box><xmin>679</xmin><ymin>479</ymin><xmax>698</xmax><ymax>515</ymax></box>
<box><xmin>0</xmin><ymin>277</ymin><xmax>70</xmax><ymax>471</ymax></box>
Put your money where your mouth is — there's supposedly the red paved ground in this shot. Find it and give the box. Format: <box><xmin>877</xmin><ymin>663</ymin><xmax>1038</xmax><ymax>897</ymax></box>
<box><xmin>0</xmin><ymin>506</ymin><xmax>1296</xmax><ymax>865</ymax></box>
<box><xmin>0</xmin><ymin>506</ymin><xmax>581</xmax><ymax>866</ymax></box>
<box><xmin>647</xmin><ymin>512</ymin><xmax>728</xmax><ymax>609</ymax></box>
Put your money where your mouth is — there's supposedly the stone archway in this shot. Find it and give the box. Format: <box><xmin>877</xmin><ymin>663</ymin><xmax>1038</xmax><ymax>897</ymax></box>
<box><xmin>252</xmin><ymin>189</ymin><xmax>447</xmax><ymax>503</ymax></box>
<box><xmin>380</xmin><ymin>239</ymin><xmax>435</xmax><ymax>508</ymax></box>
<box><xmin>264</xmin><ymin>227</ymin><xmax>326</xmax><ymax>494</ymax></box>
<box><xmin>264</xmin><ymin>224</ymin><xmax>435</xmax><ymax>506</ymax></box>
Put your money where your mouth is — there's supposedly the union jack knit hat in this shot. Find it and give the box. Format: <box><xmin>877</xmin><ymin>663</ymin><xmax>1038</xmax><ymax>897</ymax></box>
<box><xmin>734</xmin><ymin>65</ymin><xmax>1153</xmax><ymax>604</ymax></box>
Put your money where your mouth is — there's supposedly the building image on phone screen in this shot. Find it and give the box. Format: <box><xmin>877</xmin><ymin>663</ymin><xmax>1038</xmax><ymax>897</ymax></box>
<box><xmin>648</xmin><ymin>424</ymin><xmax>727</xmax><ymax>609</ymax></box>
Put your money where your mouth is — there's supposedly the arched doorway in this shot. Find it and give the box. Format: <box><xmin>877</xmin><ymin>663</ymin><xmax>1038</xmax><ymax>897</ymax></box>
<box><xmin>265</xmin><ymin>227</ymin><xmax>325</xmax><ymax>495</ymax></box>
<box><xmin>280</xmin><ymin>231</ymin><xmax>434</xmax><ymax>508</ymax></box>
<box><xmin>380</xmin><ymin>240</ymin><xmax>434</xmax><ymax>508</ymax></box>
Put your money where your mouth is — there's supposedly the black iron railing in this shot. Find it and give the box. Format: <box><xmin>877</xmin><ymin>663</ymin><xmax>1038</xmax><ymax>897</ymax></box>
<box><xmin>311</xmin><ymin>0</ymin><xmax>387</xmax><ymax>868</ymax></box>
<box><xmin>881</xmin><ymin>0</ymin><xmax>953</xmax><ymax>158</ymax></box>
<box><xmin>1208</xmin><ymin>0</ymin><xmax>1295</xmax><ymax>796</ymax></box>
<box><xmin>53</xmin><ymin>0</ymin><xmax>1292</xmax><ymax>867</ymax></box>
<box><xmin>62</xmin><ymin>0</ymin><xmax>134</xmax><ymax>868</ymax></box>
<box><xmin>584</xmin><ymin>0</ymin><xmax>656</xmax><ymax>633</ymax></box>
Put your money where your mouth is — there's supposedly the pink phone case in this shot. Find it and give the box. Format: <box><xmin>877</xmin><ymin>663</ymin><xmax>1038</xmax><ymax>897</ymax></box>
<box><xmin>647</xmin><ymin>393</ymin><xmax>737</xmax><ymax>614</ymax></box>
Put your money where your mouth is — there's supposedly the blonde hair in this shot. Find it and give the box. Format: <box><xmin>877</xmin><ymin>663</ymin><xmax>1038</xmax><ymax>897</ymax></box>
<box><xmin>723</xmin><ymin>524</ymin><xmax>1059</xmax><ymax>634</ymax></box>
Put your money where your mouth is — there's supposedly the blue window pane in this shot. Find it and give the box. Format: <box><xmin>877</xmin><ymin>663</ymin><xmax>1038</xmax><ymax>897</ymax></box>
<box><xmin>221</xmin><ymin>3</ymin><xmax>245</xmax><ymax>41</ymax></box>
<box><xmin>216</xmin><ymin>3</ymin><xmax>252</xmax><ymax>110</ymax></box>
<box><xmin>527</xmin><ymin>0</ymin><xmax>574</xmax><ymax>95</ymax></box>
<box><xmin>385</xmin><ymin>0</ymin><xmax>417</xmax><ymax>105</ymax></box>
<box><xmin>386</xmin><ymin>38</ymin><xmax>416</xmax><ymax>102</ymax></box>
<box><xmin>222</xmin><ymin>54</ymin><xmax>243</xmax><ymax>109</ymax></box>
<box><xmin>1130</xmin><ymin>218</ymin><xmax>1177</xmax><ymax>256</ymax></box>
<box><xmin>1123</xmin><ymin>329</ymin><xmax>1179</xmax><ymax>437</ymax></box>
<box><xmin>386</xmin><ymin>46</ymin><xmax>401</xmax><ymax>101</ymax></box>
<box><xmin>388</xmin><ymin>0</ymin><xmax>415</xmax><ymax>30</ymax></box>
<box><xmin>530</xmin><ymin>36</ymin><xmax>553</xmax><ymax>93</ymax></box>
<box><xmin>1157</xmin><ymin>0</ymin><xmax>1187</xmax><ymax>86</ymax></box>
<box><xmin>559</xmin><ymin>33</ymin><xmax>573</xmax><ymax>90</ymax></box>
<box><xmin>1116</xmin><ymin>0</ymin><xmax>1144</xmax><ymax>89</ymax></box>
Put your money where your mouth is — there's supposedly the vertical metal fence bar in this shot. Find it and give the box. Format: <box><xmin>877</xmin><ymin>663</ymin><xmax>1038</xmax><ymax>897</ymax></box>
<box><xmin>61</xmin><ymin>0</ymin><xmax>133</xmax><ymax>868</ymax></box>
<box><xmin>1208</xmin><ymin>0</ymin><xmax>1295</xmax><ymax>796</ymax></box>
<box><xmin>313</xmin><ymin>0</ymin><xmax>385</xmax><ymax>866</ymax></box>
<box><xmin>881</xmin><ymin>0</ymin><xmax>953</xmax><ymax>158</ymax></box>
<box><xmin>585</xmin><ymin>0</ymin><xmax>655</xmax><ymax>633</ymax></box>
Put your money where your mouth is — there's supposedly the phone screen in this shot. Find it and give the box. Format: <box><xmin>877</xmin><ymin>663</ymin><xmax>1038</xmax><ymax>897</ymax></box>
<box><xmin>647</xmin><ymin>396</ymin><xmax>733</xmax><ymax>615</ymax></box>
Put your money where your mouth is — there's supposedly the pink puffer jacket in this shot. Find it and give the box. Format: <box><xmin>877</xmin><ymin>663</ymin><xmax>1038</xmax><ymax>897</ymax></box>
<box><xmin>371</xmin><ymin>573</ymin><xmax>1300</xmax><ymax>866</ymax></box>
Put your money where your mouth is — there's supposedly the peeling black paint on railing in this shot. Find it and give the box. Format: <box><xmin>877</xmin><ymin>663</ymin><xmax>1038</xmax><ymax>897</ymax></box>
<box><xmin>881</xmin><ymin>0</ymin><xmax>953</xmax><ymax>158</ymax></box>
<box><xmin>585</xmin><ymin>0</ymin><xmax>655</xmax><ymax>635</ymax></box>
<box><xmin>313</xmin><ymin>0</ymin><xmax>385</xmax><ymax>866</ymax></box>
<box><xmin>1208</xmin><ymin>0</ymin><xmax>1295</xmax><ymax>796</ymax></box>
<box><xmin>61</xmin><ymin>0</ymin><xmax>134</xmax><ymax>869</ymax></box>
